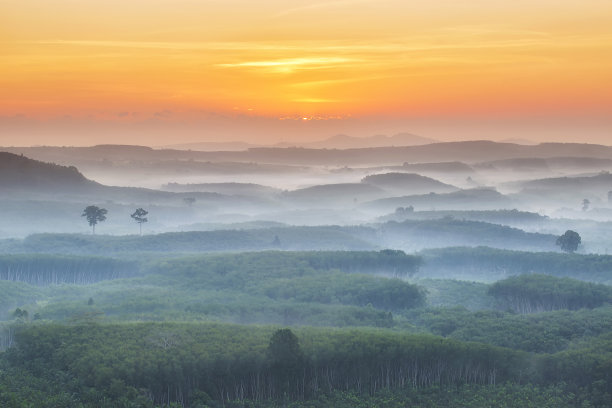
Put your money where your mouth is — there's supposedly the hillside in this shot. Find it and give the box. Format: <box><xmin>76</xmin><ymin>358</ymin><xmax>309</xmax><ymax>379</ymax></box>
<box><xmin>361</xmin><ymin>172</ymin><xmax>458</xmax><ymax>195</ymax></box>
<box><xmin>0</xmin><ymin>151</ymin><xmax>98</xmax><ymax>192</ymax></box>
<box><xmin>363</xmin><ymin>188</ymin><xmax>515</xmax><ymax>212</ymax></box>
<box><xmin>283</xmin><ymin>183</ymin><xmax>386</xmax><ymax>206</ymax></box>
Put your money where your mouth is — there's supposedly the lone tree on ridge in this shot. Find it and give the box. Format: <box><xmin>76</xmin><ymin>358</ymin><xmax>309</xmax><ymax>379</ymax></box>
<box><xmin>82</xmin><ymin>205</ymin><xmax>107</xmax><ymax>235</ymax></box>
<box><xmin>131</xmin><ymin>207</ymin><xmax>148</xmax><ymax>235</ymax></box>
<box><xmin>556</xmin><ymin>230</ymin><xmax>581</xmax><ymax>253</ymax></box>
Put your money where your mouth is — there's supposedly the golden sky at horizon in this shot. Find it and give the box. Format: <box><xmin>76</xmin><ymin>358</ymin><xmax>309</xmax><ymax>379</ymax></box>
<box><xmin>1</xmin><ymin>0</ymin><xmax>612</xmax><ymax>144</ymax></box>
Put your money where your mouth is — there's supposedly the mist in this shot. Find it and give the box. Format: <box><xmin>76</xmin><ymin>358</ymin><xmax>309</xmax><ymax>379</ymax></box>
<box><xmin>2</xmin><ymin>138</ymin><xmax>612</xmax><ymax>407</ymax></box>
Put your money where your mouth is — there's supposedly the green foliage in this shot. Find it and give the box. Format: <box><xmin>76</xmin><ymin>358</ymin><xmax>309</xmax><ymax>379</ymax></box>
<box><xmin>81</xmin><ymin>205</ymin><xmax>107</xmax><ymax>234</ymax></box>
<box><xmin>408</xmin><ymin>305</ymin><xmax>612</xmax><ymax>353</ymax></box>
<box><xmin>0</xmin><ymin>254</ymin><xmax>138</xmax><ymax>285</ymax></box>
<box><xmin>0</xmin><ymin>251</ymin><xmax>421</xmax><ymax>328</ymax></box>
<box><xmin>489</xmin><ymin>274</ymin><xmax>612</xmax><ymax>313</ymax></box>
<box><xmin>0</xmin><ymin>247</ymin><xmax>609</xmax><ymax>406</ymax></box>
<box><xmin>420</xmin><ymin>246</ymin><xmax>612</xmax><ymax>283</ymax></box>
<box><xmin>16</xmin><ymin>228</ymin><xmax>377</xmax><ymax>255</ymax></box>
<box><xmin>417</xmin><ymin>279</ymin><xmax>494</xmax><ymax>310</ymax></box>
<box><xmin>261</xmin><ymin>274</ymin><xmax>425</xmax><ymax>310</ymax></box>
<box><xmin>4</xmin><ymin>323</ymin><xmax>530</xmax><ymax>405</ymax></box>
<box><xmin>557</xmin><ymin>230</ymin><xmax>582</xmax><ymax>253</ymax></box>
<box><xmin>381</xmin><ymin>218</ymin><xmax>557</xmax><ymax>251</ymax></box>
<box><xmin>2</xmin><ymin>321</ymin><xmax>610</xmax><ymax>407</ymax></box>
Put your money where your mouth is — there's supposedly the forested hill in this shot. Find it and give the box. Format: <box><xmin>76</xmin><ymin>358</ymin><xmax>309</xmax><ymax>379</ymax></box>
<box><xmin>5</xmin><ymin>227</ymin><xmax>377</xmax><ymax>255</ymax></box>
<box><xmin>0</xmin><ymin>152</ymin><xmax>276</xmax><ymax>208</ymax></box>
<box><xmin>420</xmin><ymin>246</ymin><xmax>612</xmax><ymax>283</ymax></box>
<box><xmin>0</xmin><ymin>151</ymin><xmax>97</xmax><ymax>191</ymax></box>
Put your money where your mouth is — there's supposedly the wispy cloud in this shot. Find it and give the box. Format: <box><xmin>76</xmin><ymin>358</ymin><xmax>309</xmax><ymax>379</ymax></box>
<box><xmin>26</xmin><ymin>33</ymin><xmax>610</xmax><ymax>54</ymax></box>
<box><xmin>217</xmin><ymin>57</ymin><xmax>357</xmax><ymax>73</ymax></box>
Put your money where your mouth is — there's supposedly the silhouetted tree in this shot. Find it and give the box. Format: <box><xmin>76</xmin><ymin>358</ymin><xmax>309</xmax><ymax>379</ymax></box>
<box><xmin>582</xmin><ymin>199</ymin><xmax>590</xmax><ymax>211</ymax></box>
<box><xmin>556</xmin><ymin>230</ymin><xmax>581</xmax><ymax>253</ymax></box>
<box><xmin>82</xmin><ymin>205</ymin><xmax>107</xmax><ymax>234</ymax></box>
<box><xmin>13</xmin><ymin>308</ymin><xmax>28</xmax><ymax>322</ymax></box>
<box><xmin>395</xmin><ymin>206</ymin><xmax>414</xmax><ymax>216</ymax></box>
<box><xmin>131</xmin><ymin>207</ymin><xmax>148</xmax><ymax>235</ymax></box>
<box><xmin>267</xmin><ymin>328</ymin><xmax>304</xmax><ymax>396</ymax></box>
<box><xmin>272</xmin><ymin>235</ymin><xmax>281</xmax><ymax>247</ymax></box>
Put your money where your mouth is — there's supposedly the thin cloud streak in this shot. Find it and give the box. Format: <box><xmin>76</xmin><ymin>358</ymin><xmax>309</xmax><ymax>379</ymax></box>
<box><xmin>217</xmin><ymin>57</ymin><xmax>356</xmax><ymax>70</ymax></box>
<box><xmin>24</xmin><ymin>34</ymin><xmax>612</xmax><ymax>56</ymax></box>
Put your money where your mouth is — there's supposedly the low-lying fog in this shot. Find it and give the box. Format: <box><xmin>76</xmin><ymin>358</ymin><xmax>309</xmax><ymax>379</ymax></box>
<box><xmin>2</xmin><ymin>141</ymin><xmax>612</xmax><ymax>253</ymax></box>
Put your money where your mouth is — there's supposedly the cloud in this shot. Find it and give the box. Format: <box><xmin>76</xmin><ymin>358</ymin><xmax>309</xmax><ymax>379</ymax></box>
<box><xmin>217</xmin><ymin>57</ymin><xmax>357</xmax><ymax>73</ymax></box>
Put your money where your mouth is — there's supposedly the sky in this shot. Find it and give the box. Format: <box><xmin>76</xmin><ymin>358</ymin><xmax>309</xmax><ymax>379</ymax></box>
<box><xmin>1</xmin><ymin>0</ymin><xmax>611</xmax><ymax>146</ymax></box>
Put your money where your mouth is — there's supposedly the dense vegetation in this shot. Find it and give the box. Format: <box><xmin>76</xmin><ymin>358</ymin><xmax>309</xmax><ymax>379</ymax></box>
<box><xmin>0</xmin><ymin>323</ymin><xmax>610</xmax><ymax>407</ymax></box>
<box><xmin>8</xmin><ymin>229</ymin><xmax>377</xmax><ymax>255</ymax></box>
<box><xmin>380</xmin><ymin>219</ymin><xmax>557</xmax><ymax>251</ymax></box>
<box><xmin>0</xmin><ymin>254</ymin><xmax>138</xmax><ymax>285</ymax></box>
<box><xmin>488</xmin><ymin>274</ymin><xmax>612</xmax><ymax>313</ymax></box>
<box><xmin>0</xmin><ymin>251</ymin><xmax>423</xmax><ymax>328</ymax></box>
<box><xmin>421</xmin><ymin>246</ymin><xmax>612</xmax><ymax>283</ymax></box>
<box><xmin>407</xmin><ymin>305</ymin><xmax>612</xmax><ymax>353</ymax></box>
<box><xmin>0</xmin><ymin>246</ymin><xmax>610</xmax><ymax>406</ymax></box>
<box><xmin>382</xmin><ymin>209</ymin><xmax>548</xmax><ymax>227</ymax></box>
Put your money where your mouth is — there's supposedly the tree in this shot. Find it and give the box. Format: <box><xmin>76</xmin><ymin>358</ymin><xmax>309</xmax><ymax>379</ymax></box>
<box><xmin>582</xmin><ymin>199</ymin><xmax>590</xmax><ymax>211</ymax></box>
<box><xmin>556</xmin><ymin>230</ymin><xmax>581</xmax><ymax>253</ymax></box>
<box><xmin>13</xmin><ymin>308</ymin><xmax>28</xmax><ymax>322</ymax></box>
<box><xmin>82</xmin><ymin>205</ymin><xmax>107</xmax><ymax>234</ymax></box>
<box><xmin>130</xmin><ymin>208</ymin><xmax>148</xmax><ymax>235</ymax></box>
<box><xmin>272</xmin><ymin>235</ymin><xmax>281</xmax><ymax>247</ymax></box>
<box><xmin>267</xmin><ymin>328</ymin><xmax>303</xmax><ymax>366</ymax></box>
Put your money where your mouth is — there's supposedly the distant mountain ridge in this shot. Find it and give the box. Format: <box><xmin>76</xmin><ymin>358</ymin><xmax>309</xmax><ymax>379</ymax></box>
<box><xmin>162</xmin><ymin>132</ymin><xmax>437</xmax><ymax>151</ymax></box>
<box><xmin>280</xmin><ymin>133</ymin><xmax>438</xmax><ymax>149</ymax></box>
<box><xmin>5</xmin><ymin>141</ymin><xmax>612</xmax><ymax>169</ymax></box>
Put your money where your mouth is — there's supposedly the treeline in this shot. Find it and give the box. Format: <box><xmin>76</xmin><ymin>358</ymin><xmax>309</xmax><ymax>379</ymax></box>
<box><xmin>3</xmin><ymin>323</ymin><xmax>611</xmax><ymax>407</ymax></box>
<box><xmin>281</xmin><ymin>249</ymin><xmax>421</xmax><ymax>277</ymax></box>
<box><xmin>0</xmin><ymin>254</ymin><xmax>138</xmax><ymax>285</ymax></box>
<box><xmin>148</xmin><ymin>251</ymin><xmax>425</xmax><ymax>313</ymax></box>
<box><xmin>262</xmin><ymin>274</ymin><xmax>424</xmax><ymax>311</ymax></box>
<box><xmin>11</xmin><ymin>227</ymin><xmax>377</xmax><ymax>255</ymax></box>
<box><xmin>383</xmin><ymin>209</ymin><xmax>548</xmax><ymax>226</ymax></box>
<box><xmin>408</xmin><ymin>305</ymin><xmax>612</xmax><ymax>353</ymax></box>
<box><xmin>15</xmin><ymin>251</ymin><xmax>424</xmax><ymax>326</ymax></box>
<box><xmin>380</xmin><ymin>219</ymin><xmax>557</xmax><ymax>252</ymax></box>
<box><xmin>5</xmin><ymin>323</ymin><xmax>527</xmax><ymax>406</ymax></box>
<box><xmin>488</xmin><ymin>274</ymin><xmax>612</xmax><ymax>313</ymax></box>
<box><xmin>147</xmin><ymin>250</ymin><xmax>422</xmax><ymax>282</ymax></box>
<box><xmin>421</xmin><ymin>246</ymin><xmax>612</xmax><ymax>283</ymax></box>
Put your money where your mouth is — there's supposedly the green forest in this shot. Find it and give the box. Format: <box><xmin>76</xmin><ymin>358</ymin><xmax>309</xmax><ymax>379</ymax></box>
<box><xmin>0</xmin><ymin>239</ymin><xmax>611</xmax><ymax>407</ymax></box>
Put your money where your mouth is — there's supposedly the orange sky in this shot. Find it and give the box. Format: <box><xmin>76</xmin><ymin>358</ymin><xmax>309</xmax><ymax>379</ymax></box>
<box><xmin>1</xmin><ymin>0</ymin><xmax>612</xmax><ymax>145</ymax></box>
